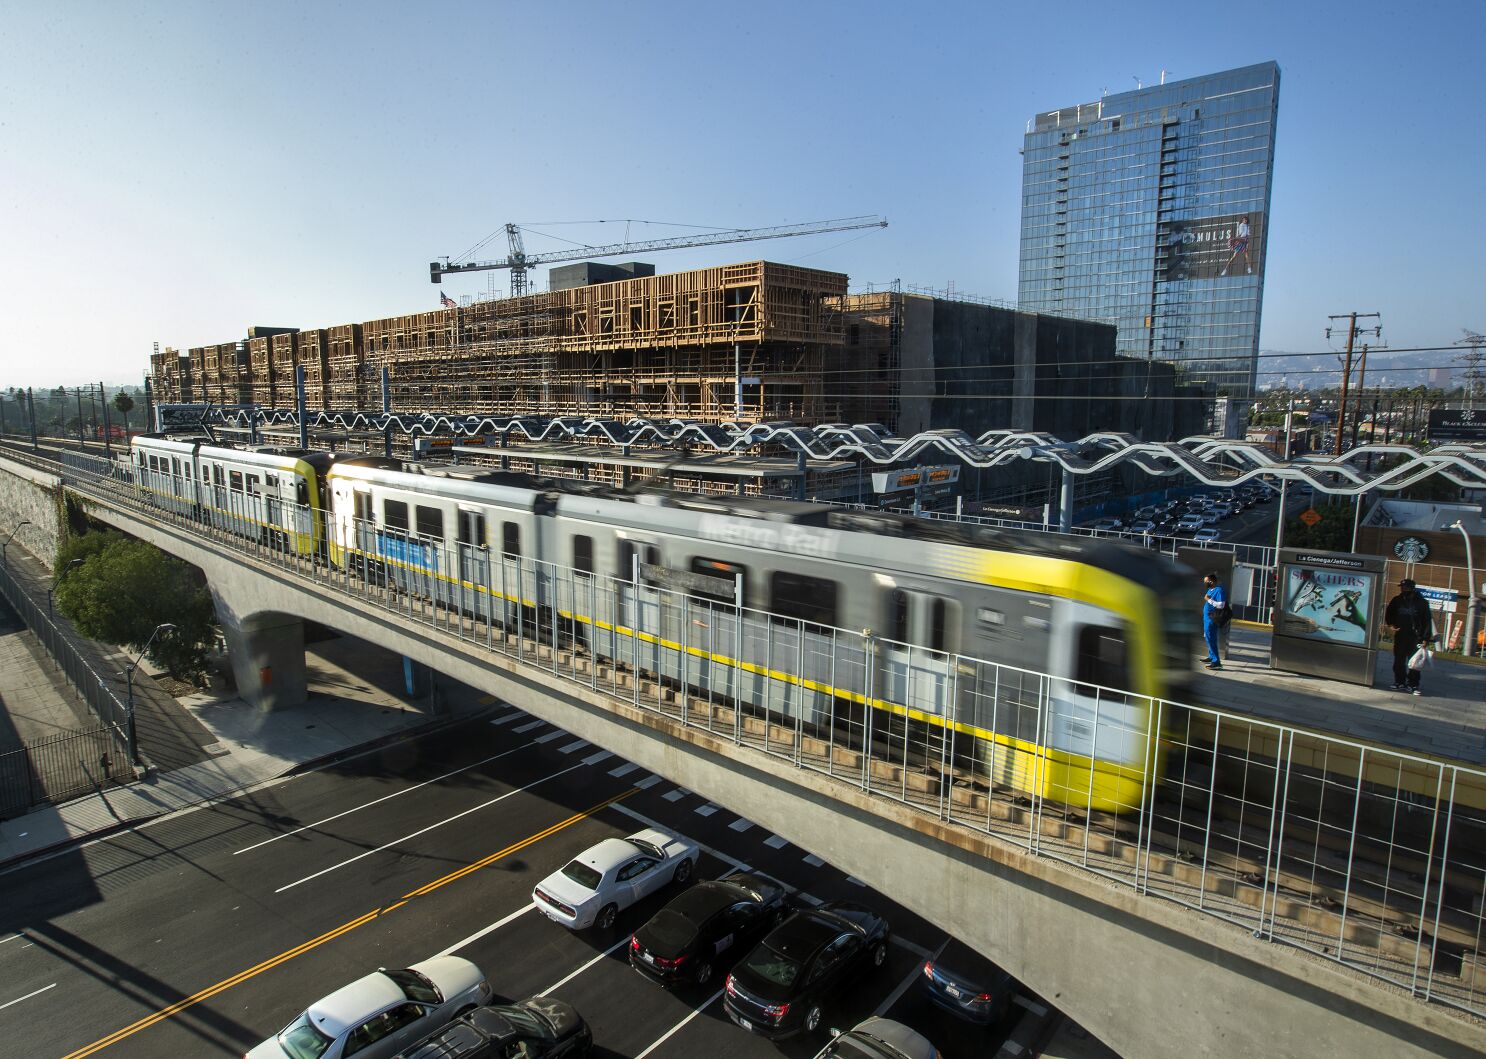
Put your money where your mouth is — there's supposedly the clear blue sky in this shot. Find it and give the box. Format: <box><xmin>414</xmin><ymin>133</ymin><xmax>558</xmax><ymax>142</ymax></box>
<box><xmin>1</xmin><ymin>0</ymin><xmax>1481</xmax><ymax>388</ymax></box>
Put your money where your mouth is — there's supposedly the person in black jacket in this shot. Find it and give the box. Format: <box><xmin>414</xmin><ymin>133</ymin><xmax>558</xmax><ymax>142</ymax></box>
<box><xmin>1385</xmin><ymin>579</ymin><xmax>1435</xmax><ymax>695</ymax></box>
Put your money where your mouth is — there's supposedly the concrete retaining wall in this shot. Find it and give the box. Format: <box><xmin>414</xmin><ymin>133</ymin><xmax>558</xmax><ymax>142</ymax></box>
<box><xmin>0</xmin><ymin>454</ymin><xmax>65</xmax><ymax>569</ymax></box>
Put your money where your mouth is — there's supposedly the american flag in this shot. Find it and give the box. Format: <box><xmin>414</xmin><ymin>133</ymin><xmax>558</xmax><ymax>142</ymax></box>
<box><xmin>440</xmin><ymin>292</ymin><xmax>457</xmax><ymax>309</ymax></box>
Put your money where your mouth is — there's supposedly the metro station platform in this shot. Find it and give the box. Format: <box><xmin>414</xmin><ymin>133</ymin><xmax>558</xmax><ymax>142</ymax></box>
<box><xmin>1196</xmin><ymin>623</ymin><xmax>1486</xmax><ymax>768</ymax></box>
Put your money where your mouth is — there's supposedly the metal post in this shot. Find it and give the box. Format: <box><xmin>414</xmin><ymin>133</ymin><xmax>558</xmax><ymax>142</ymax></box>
<box><xmin>734</xmin><ymin>341</ymin><xmax>742</xmax><ymax>420</ymax></box>
<box><xmin>1058</xmin><ymin>466</ymin><xmax>1074</xmax><ymax>533</ymax></box>
<box><xmin>382</xmin><ymin>367</ymin><xmax>392</xmax><ymax>459</ymax></box>
<box><xmin>124</xmin><ymin>622</ymin><xmax>174</xmax><ymax>766</ymax></box>
<box><xmin>1451</xmin><ymin>521</ymin><xmax>1478</xmax><ymax>657</ymax></box>
<box><xmin>27</xmin><ymin>388</ymin><xmax>38</xmax><ymax>451</ymax></box>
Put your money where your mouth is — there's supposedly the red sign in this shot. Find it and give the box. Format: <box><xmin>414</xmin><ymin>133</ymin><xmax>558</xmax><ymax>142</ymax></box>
<box><xmin>1299</xmin><ymin>508</ymin><xmax>1322</xmax><ymax>527</ymax></box>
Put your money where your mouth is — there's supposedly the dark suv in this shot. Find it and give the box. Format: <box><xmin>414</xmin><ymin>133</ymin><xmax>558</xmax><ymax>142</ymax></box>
<box><xmin>723</xmin><ymin>901</ymin><xmax>890</xmax><ymax>1039</ymax></box>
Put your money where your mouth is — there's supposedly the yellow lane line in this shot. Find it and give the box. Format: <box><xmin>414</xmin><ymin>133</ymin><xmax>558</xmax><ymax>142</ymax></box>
<box><xmin>60</xmin><ymin>789</ymin><xmax>634</xmax><ymax>1059</ymax></box>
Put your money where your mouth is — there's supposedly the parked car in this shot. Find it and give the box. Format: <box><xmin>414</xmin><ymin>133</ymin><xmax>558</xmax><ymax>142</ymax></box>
<box><xmin>1126</xmin><ymin>520</ymin><xmax>1156</xmax><ymax>536</ymax></box>
<box><xmin>810</xmin><ymin>1017</ymin><xmax>941</xmax><ymax>1059</ymax></box>
<box><xmin>1175</xmin><ymin>515</ymin><xmax>1205</xmax><ymax>534</ymax></box>
<box><xmin>919</xmin><ymin>940</ymin><xmax>1015</xmax><ymax>1025</ymax></box>
<box><xmin>1133</xmin><ymin>506</ymin><xmax>1159</xmax><ymax>521</ymax></box>
<box><xmin>1209</xmin><ymin>502</ymin><xmax>1235</xmax><ymax>519</ymax></box>
<box><xmin>724</xmin><ymin>901</ymin><xmax>891</xmax><ymax>1039</ymax></box>
<box><xmin>247</xmin><ymin>957</ymin><xmax>492</xmax><ymax>1059</ymax></box>
<box><xmin>1193</xmin><ymin>528</ymin><xmax>1223</xmax><ymax>544</ymax></box>
<box><xmin>393</xmin><ymin>998</ymin><xmax>591</xmax><ymax>1059</ymax></box>
<box><xmin>630</xmin><ymin>872</ymin><xmax>789</xmax><ymax>988</ymax></box>
<box><xmin>1197</xmin><ymin>509</ymin><xmax>1220</xmax><ymax>527</ymax></box>
<box><xmin>533</xmin><ymin>828</ymin><xmax>700</xmax><ymax>930</ymax></box>
<box><xmin>1088</xmin><ymin>517</ymin><xmax>1122</xmax><ymax>533</ymax></box>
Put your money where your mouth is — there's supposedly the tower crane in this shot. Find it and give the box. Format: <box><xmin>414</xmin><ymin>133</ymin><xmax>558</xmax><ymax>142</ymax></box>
<box><xmin>429</xmin><ymin>216</ymin><xmax>888</xmax><ymax>295</ymax></box>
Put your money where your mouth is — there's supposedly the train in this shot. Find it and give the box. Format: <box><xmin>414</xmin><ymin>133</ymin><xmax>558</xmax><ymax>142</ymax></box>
<box><xmin>129</xmin><ymin>433</ymin><xmax>1198</xmax><ymax>813</ymax></box>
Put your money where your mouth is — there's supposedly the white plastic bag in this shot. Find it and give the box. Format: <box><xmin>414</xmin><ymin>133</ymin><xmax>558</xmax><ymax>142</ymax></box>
<box><xmin>1408</xmin><ymin>645</ymin><xmax>1432</xmax><ymax>670</ymax></box>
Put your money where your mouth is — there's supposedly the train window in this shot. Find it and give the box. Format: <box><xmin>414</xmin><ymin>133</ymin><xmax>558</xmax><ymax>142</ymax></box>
<box><xmin>889</xmin><ymin>590</ymin><xmax>909</xmax><ymax>643</ymax></box>
<box><xmin>265</xmin><ymin>474</ymin><xmax>278</xmax><ymax>489</ymax></box>
<box><xmin>200</xmin><ymin>465</ymin><xmax>210</xmax><ymax>484</ymax></box>
<box><xmin>229</xmin><ymin>470</ymin><xmax>243</xmax><ymax>492</ymax></box>
<box><xmin>457</xmin><ymin>510</ymin><xmax>486</xmax><ymax>547</ymax></box>
<box><xmin>246</xmin><ymin>475</ymin><xmax>260</xmax><ymax>494</ymax></box>
<box><xmin>617</xmin><ymin>541</ymin><xmax>660</xmax><ymax>581</ymax></box>
<box><xmin>384</xmin><ymin>499</ymin><xmax>409</xmax><ymax>533</ymax></box>
<box><xmin>690</xmin><ymin>557</ymin><xmax>745</xmax><ymax>604</ymax></box>
<box><xmin>296</xmin><ymin>480</ymin><xmax>310</xmax><ymax>507</ymax></box>
<box><xmin>353</xmin><ymin>491</ymin><xmax>372</xmax><ymax>524</ymax></box>
<box><xmin>770</xmin><ymin>571</ymin><xmax>838</xmax><ymax>629</ymax></box>
<box><xmin>1075</xmin><ymin>625</ymin><xmax>1129</xmax><ymax>694</ymax></box>
<box><xmin>502</xmin><ymin>521</ymin><xmax>520</xmax><ymax>558</ymax></box>
<box><xmin>574</xmin><ymin>535</ymin><xmax>593</xmax><ymax>576</ymax></box>
<box><xmin>171</xmin><ymin>458</ymin><xmax>181</xmax><ymax>476</ymax></box>
<box><xmin>213</xmin><ymin>464</ymin><xmax>224</xmax><ymax>486</ymax></box>
<box><xmin>415</xmin><ymin>505</ymin><xmax>444</xmax><ymax>539</ymax></box>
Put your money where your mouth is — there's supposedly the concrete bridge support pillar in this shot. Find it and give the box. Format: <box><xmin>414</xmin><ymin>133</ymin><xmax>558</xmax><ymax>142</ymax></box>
<box><xmin>212</xmin><ymin>594</ymin><xmax>307</xmax><ymax>712</ymax></box>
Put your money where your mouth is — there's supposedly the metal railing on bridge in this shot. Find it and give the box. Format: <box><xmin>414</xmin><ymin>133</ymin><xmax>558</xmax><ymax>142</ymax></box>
<box><xmin>4</xmin><ymin>441</ymin><xmax>1484</xmax><ymax>1022</ymax></box>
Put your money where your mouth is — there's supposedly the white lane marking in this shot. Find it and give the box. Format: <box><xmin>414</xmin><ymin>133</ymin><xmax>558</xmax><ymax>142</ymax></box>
<box><xmin>727</xmin><ymin>818</ymin><xmax>752</xmax><ymax>832</ymax></box>
<box><xmin>489</xmin><ymin>711</ymin><xmax>525</xmax><ymax>726</ymax></box>
<box><xmin>0</xmin><ymin>983</ymin><xmax>55</xmax><ymax>1011</ymax></box>
<box><xmin>1001</xmin><ymin>1042</ymin><xmax>1025</xmax><ymax>1056</ymax></box>
<box><xmin>1015</xmin><ymin>995</ymin><xmax>1047</xmax><ymax>1016</ymax></box>
<box><xmin>235</xmin><ymin>741</ymin><xmax>537</xmax><ymax>855</ymax></box>
<box><xmin>581</xmin><ymin>750</ymin><xmax>613</xmax><ymax>766</ymax></box>
<box><xmin>513</xmin><ymin>719</ymin><xmax>545</xmax><ymax>734</ymax></box>
<box><xmin>632</xmin><ymin>988</ymin><xmax>725</xmax><ymax>1059</ymax></box>
<box><xmin>0</xmin><ymin>934</ymin><xmax>23</xmax><ymax>945</ymax></box>
<box><xmin>534</xmin><ymin>730</ymin><xmax>566</xmax><ymax>745</ymax></box>
<box><xmin>634</xmin><ymin>774</ymin><xmax>662</xmax><ymax>790</ymax></box>
<box><xmin>608</xmin><ymin>762</ymin><xmax>639</xmax><ymax>778</ymax></box>
<box><xmin>662</xmin><ymin>788</ymin><xmax>688</xmax><ymax>802</ymax></box>
<box><xmin>559</xmin><ymin>739</ymin><xmax>589</xmax><ymax>754</ymax></box>
<box><xmin>274</xmin><ymin>761</ymin><xmax>588</xmax><ymax>893</ymax></box>
<box><xmin>875</xmin><ymin>937</ymin><xmax>946</xmax><ymax>1017</ymax></box>
<box><xmin>764</xmin><ymin>834</ymin><xmax>788</xmax><ymax>849</ymax></box>
<box><xmin>434</xmin><ymin>904</ymin><xmax>535</xmax><ymax>958</ymax></box>
<box><xmin>694</xmin><ymin>804</ymin><xmax>718</xmax><ymax>817</ymax></box>
<box><xmin>802</xmin><ymin>854</ymin><xmax>824</xmax><ymax>867</ymax></box>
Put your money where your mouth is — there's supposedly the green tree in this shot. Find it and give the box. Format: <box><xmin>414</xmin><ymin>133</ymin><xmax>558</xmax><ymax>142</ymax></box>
<box><xmin>53</xmin><ymin>531</ymin><xmax>216</xmax><ymax>682</ymax></box>
<box><xmin>1280</xmin><ymin>500</ymin><xmax>1356</xmax><ymax>551</ymax></box>
<box><xmin>112</xmin><ymin>391</ymin><xmax>135</xmax><ymax>431</ymax></box>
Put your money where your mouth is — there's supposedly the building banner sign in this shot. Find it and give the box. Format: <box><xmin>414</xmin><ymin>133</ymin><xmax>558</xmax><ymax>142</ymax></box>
<box><xmin>1162</xmin><ymin>210</ymin><xmax>1266</xmax><ymax>281</ymax></box>
<box><xmin>1278</xmin><ymin>565</ymin><xmax>1376</xmax><ymax>646</ymax></box>
<box><xmin>1427</xmin><ymin>408</ymin><xmax>1486</xmax><ymax>442</ymax></box>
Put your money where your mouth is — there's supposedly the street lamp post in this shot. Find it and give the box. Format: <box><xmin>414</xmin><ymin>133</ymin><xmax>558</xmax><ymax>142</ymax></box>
<box><xmin>124</xmin><ymin>622</ymin><xmax>175</xmax><ymax>765</ymax></box>
<box><xmin>1450</xmin><ymin>521</ymin><xmax>1478</xmax><ymax>658</ymax></box>
<box><xmin>2</xmin><ymin>520</ymin><xmax>32</xmax><ymax>569</ymax></box>
<box><xmin>48</xmin><ymin>558</ymin><xmax>85</xmax><ymax>615</ymax></box>
<box><xmin>1273</xmin><ymin>403</ymin><xmax>1296</xmax><ymax>555</ymax></box>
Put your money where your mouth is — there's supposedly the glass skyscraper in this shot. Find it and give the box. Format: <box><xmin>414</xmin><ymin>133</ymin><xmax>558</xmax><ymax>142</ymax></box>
<box><xmin>1018</xmin><ymin>63</ymin><xmax>1279</xmax><ymax>432</ymax></box>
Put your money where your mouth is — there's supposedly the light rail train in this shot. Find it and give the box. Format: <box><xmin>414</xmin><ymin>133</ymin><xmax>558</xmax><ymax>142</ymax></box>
<box><xmin>130</xmin><ymin>434</ymin><xmax>1198</xmax><ymax>813</ymax></box>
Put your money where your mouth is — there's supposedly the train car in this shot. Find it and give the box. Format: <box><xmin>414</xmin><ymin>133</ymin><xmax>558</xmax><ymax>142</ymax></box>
<box><xmin>318</xmin><ymin>462</ymin><xmax>1193</xmax><ymax>813</ymax></box>
<box><xmin>130</xmin><ymin>434</ymin><xmax>332</xmax><ymax>556</ymax></box>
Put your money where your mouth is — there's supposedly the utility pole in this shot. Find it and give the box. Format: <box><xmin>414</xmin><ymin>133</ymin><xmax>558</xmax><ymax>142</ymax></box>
<box><xmin>1326</xmin><ymin>312</ymin><xmax>1381</xmax><ymax>455</ymax></box>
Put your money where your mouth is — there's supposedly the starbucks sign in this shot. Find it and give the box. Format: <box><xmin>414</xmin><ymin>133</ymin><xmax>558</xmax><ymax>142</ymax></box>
<box><xmin>1393</xmin><ymin>536</ymin><xmax>1431</xmax><ymax>563</ymax></box>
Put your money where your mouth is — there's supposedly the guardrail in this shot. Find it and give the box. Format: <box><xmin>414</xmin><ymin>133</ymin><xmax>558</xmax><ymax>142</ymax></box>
<box><xmin>4</xmin><ymin>443</ymin><xmax>1484</xmax><ymax>1020</ymax></box>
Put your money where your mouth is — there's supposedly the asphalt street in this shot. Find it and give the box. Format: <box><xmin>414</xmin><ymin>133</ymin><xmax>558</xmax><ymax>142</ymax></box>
<box><xmin>0</xmin><ymin>711</ymin><xmax>1026</xmax><ymax>1059</ymax></box>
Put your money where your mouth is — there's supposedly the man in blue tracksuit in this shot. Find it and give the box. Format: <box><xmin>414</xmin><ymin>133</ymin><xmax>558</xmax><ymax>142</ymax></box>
<box><xmin>1202</xmin><ymin>573</ymin><xmax>1228</xmax><ymax>670</ymax></box>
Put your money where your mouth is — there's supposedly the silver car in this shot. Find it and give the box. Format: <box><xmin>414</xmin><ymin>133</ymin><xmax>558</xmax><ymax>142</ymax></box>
<box><xmin>811</xmin><ymin>1017</ymin><xmax>941</xmax><ymax>1059</ymax></box>
<box><xmin>247</xmin><ymin>956</ymin><xmax>491</xmax><ymax>1059</ymax></box>
<box><xmin>533</xmin><ymin>827</ymin><xmax>700</xmax><ymax>930</ymax></box>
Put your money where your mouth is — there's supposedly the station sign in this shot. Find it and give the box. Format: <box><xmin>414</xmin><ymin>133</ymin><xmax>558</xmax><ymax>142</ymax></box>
<box><xmin>1428</xmin><ymin>408</ymin><xmax>1486</xmax><ymax>442</ymax></box>
<box><xmin>870</xmin><ymin>465</ymin><xmax>959</xmax><ymax>494</ymax></box>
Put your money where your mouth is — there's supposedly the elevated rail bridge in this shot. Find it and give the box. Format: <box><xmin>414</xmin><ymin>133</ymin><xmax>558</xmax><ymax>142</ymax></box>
<box><xmin>0</xmin><ymin>440</ymin><xmax>1483</xmax><ymax>1058</ymax></box>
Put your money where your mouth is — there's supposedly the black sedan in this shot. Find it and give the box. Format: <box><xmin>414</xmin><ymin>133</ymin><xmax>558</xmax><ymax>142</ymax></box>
<box><xmin>723</xmin><ymin>900</ymin><xmax>890</xmax><ymax>1039</ymax></box>
<box><xmin>630</xmin><ymin>871</ymin><xmax>789</xmax><ymax>988</ymax></box>
<box><xmin>393</xmin><ymin>997</ymin><xmax>591</xmax><ymax>1059</ymax></box>
<box><xmin>920</xmin><ymin>939</ymin><xmax>1014</xmax><ymax>1025</ymax></box>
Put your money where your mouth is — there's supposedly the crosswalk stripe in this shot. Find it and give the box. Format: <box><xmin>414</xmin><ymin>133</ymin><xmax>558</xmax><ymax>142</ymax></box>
<box><xmin>635</xmin><ymin>774</ymin><xmax>662</xmax><ymax>789</ymax></box>
<box><xmin>803</xmin><ymin>854</ymin><xmax>824</xmax><ymax>867</ymax></box>
<box><xmin>534</xmin><ymin>730</ymin><xmax>566</xmax><ymax>744</ymax></box>
<box><xmin>694</xmin><ymin>804</ymin><xmax>718</xmax><ymax>817</ymax></box>
<box><xmin>559</xmin><ymin>739</ymin><xmax>590</xmax><ymax>754</ymax></box>
<box><xmin>728</xmin><ymin>818</ymin><xmax>752</xmax><ymax>833</ymax></box>
<box><xmin>512</xmin><ymin>719</ymin><xmax>544</xmax><ymax>734</ymax></box>
<box><xmin>608</xmin><ymin>762</ymin><xmax>639</xmax><ymax>778</ymax></box>
<box><xmin>764</xmin><ymin>834</ymin><xmax>788</xmax><ymax>849</ymax></box>
<box><xmin>581</xmin><ymin>750</ymin><xmax>613</xmax><ymax>766</ymax></box>
<box><xmin>490</xmin><ymin>712</ymin><xmax>524</xmax><ymax>726</ymax></box>
<box><xmin>662</xmin><ymin>788</ymin><xmax>689</xmax><ymax>802</ymax></box>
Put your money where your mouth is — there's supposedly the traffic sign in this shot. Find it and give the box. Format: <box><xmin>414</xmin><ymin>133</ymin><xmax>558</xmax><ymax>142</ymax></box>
<box><xmin>1299</xmin><ymin>508</ymin><xmax>1322</xmax><ymax>527</ymax></box>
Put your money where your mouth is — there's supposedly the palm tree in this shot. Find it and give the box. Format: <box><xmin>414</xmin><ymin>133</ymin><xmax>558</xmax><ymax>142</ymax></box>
<box><xmin>113</xmin><ymin>391</ymin><xmax>135</xmax><ymax>431</ymax></box>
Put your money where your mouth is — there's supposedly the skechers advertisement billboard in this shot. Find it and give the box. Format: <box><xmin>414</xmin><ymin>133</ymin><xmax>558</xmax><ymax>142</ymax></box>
<box><xmin>1162</xmin><ymin>210</ymin><xmax>1266</xmax><ymax>280</ymax></box>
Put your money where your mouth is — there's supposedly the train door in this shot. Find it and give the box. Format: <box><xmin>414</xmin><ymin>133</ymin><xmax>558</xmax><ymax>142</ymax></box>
<box><xmin>1047</xmin><ymin>600</ymin><xmax>1144</xmax><ymax>808</ymax></box>
<box><xmin>617</xmin><ymin>539</ymin><xmax>662</xmax><ymax>672</ymax></box>
<box><xmin>457</xmin><ymin>509</ymin><xmax>488</xmax><ymax>615</ymax></box>
<box><xmin>880</xmin><ymin>589</ymin><xmax>959</xmax><ymax>718</ymax></box>
<box><xmin>263</xmin><ymin>473</ymin><xmax>283</xmax><ymax>537</ymax></box>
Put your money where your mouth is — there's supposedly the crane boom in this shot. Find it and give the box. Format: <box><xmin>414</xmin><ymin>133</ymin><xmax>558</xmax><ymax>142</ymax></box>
<box><xmin>430</xmin><ymin>215</ymin><xmax>887</xmax><ymax>285</ymax></box>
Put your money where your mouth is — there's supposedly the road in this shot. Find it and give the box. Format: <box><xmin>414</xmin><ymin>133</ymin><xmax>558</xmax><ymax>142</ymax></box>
<box><xmin>0</xmin><ymin>712</ymin><xmax>1026</xmax><ymax>1058</ymax></box>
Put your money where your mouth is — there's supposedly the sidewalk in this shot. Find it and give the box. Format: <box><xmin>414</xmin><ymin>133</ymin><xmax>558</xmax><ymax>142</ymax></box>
<box><xmin>0</xmin><ymin>545</ymin><xmax>495</xmax><ymax>868</ymax></box>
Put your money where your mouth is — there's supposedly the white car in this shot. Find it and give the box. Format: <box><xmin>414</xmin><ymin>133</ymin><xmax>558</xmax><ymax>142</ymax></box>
<box><xmin>1193</xmin><ymin>527</ymin><xmax>1223</xmax><ymax>544</ymax></box>
<box><xmin>533</xmin><ymin>828</ymin><xmax>700</xmax><ymax>930</ymax></box>
<box><xmin>1175</xmin><ymin>515</ymin><xmax>1205</xmax><ymax>533</ymax></box>
<box><xmin>247</xmin><ymin>957</ymin><xmax>491</xmax><ymax>1059</ymax></box>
